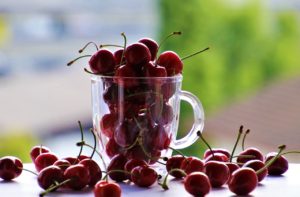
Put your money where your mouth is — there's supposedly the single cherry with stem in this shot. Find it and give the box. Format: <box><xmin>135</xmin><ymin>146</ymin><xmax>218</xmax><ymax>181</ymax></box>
<box><xmin>236</xmin><ymin>147</ymin><xmax>264</xmax><ymax>166</ymax></box>
<box><xmin>204</xmin><ymin>161</ymin><xmax>230</xmax><ymax>188</ymax></box>
<box><xmin>180</xmin><ymin>156</ymin><xmax>204</xmax><ymax>175</ymax></box>
<box><xmin>0</xmin><ymin>156</ymin><xmax>24</xmax><ymax>180</ymax></box>
<box><xmin>124</xmin><ymin>159</ymin><xmax>147</xmax><ymax>180</ymax></box>
<box><xmin>34</xmin><ymin>152</ymin><xmax>58</xmax><ymax>172</ymax></box>
<box><xmin>229</xmin><ymin>125</ymin><xmax>244</xmax><ymax>162</ymax></box>
<box><xmin>243</xmin><ymin>160</ymin><xmax>267</xmax><ymax>182</ymax></box>
<box><xmin>166</xmin><ymin>155</ymin><xmax>185</xmax><ymax>179</ymax></box>
<box><xmin>63</xmin><ymin>164</ymin><xmax>90</xmax><ymax>190</ymax></box>
<box><xmin>265</xmin><ymin>152</ymin><xmax>288</xmax><ymax>176</ymax></box>
<box><xmin>131</xmin><ymin>165</ymin><xmax>158</xmax><ymax>187</ymax></box>
<box><xmin>78</xmin><ymin>41</ymin><xmax>99</xmax><ymax>53</ymax></box>
<box><xmin>106</xmin><ymin>154</ymin><xmax>128</xmax><ymax>182</ymax></box>
<box><xmin>138</xmin><ymin>38</ymin><xmax>159</xmax><ymax>61</ymax></box>
<box><xmin>184</xmin><ymin>172</ymin><xmax>211</xmax><ymax>197</ymax></box>
<box><xmin>94</xmin><ymin>180</ymin><xmax>121</xmax><ymax>197</ymax></box>
<box><xmin>37</xmin><ymin>165</ymin><xmax>64</xmax><ymax>190</ymax></box>
<box><xmin>30</xmin><ymin>145</ymin><xmax>50</xmax><ymax>162</ymax></box>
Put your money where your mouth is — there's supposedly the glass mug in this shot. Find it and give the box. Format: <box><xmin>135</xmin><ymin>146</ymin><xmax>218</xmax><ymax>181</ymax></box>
<box><xmin>91</xmin><ymin>74</ymin><xmax>204</xmax><ymax>166</ymax></box>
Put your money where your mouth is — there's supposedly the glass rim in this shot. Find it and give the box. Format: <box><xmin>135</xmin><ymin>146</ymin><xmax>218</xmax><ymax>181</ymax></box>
<box><xmin>90</xmin><ymin>74</ymin><xmax>183</xmax><ymax>81</ymax></box>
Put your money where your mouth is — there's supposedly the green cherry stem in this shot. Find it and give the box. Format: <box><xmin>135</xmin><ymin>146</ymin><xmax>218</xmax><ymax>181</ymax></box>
<box><xmin>78</xmin><ymin>41</ymin><xmax>99</xmax><ymax>53</ymax></box>
<box><xmin>197</xmin><ymin>131</ymin><xmax>214</xmax><ymax>157</ymax></box>
<box><xmin>18</xmin><ymin>167</ymin><xmax>38</xmax><ymax>176</ymax></box>
<box><xmin>89</xmin><ymin>128</ymin><xmax>97</xmax><ymax>159</ymax></box>
<box><xmin>168</xmin><ymin>146</ymin><xmax>186</xmax><ymax>158</ymax></box>
<box><xmin>241</xmin><ymin>129</ymin><xmax>250</xmax><ymax>151</ymax></box>
<box><xmin>159</xmin><ymin>168</ymin><xmax>187</xmax><ymax>190</ymax></box>
<box><xmin>180</xmin><ymin>47</ymin><xmax>209</xmax><ymax>61</ymax></box>
<box><xmin>76</xmin><ymin>121</ymin><xmax>85</xmax><ymax>164</ymax></box>
<box><xmin>157</xmin><ymin>31</ymin><xmax>182</xmax><ymax>54</ymax></box>
<box><xmin>67</xmin><ymin>55</ymin><xmax>91</xmax><ymax>66</ymax></box>
<box><xmin>39</xmin><ymin>179</ymin><xmax>71</xmax><ymax>197</ymax></box>
<box><xmin>99</xmin><ymin>44</ymin><xmax>124</xmax><ymax>48</ymax></box>
<box><xmin>281</xmin><ymin>151</ymin><xmax>300</xmax><ymax>155</ymax></box>
<box><xmin>230</xmin><ymin>125</ymin><xmax>244</xmax><ymax>162</ymax></box>
<box><xmin>119</xmin><ymin>32</ymin><xmax>127</xmax><ymax>67</ymax></box>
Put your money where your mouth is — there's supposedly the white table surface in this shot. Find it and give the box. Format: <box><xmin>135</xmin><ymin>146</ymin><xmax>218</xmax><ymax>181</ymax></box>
<box><xmin>0</xmin><ymin>163</ymin><xmax>299</xmax><ymax>197</ymax></box>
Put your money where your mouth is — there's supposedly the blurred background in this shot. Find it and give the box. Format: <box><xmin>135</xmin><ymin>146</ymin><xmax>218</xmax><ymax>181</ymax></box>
<box><xmin>0</xmin><ymin>0</ymin><xmax>299</xmax><ymax>162</ymax></box>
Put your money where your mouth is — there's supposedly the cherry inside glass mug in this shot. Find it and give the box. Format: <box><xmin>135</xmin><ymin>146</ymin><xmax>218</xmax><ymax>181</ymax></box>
<box><xmin>91</xmin><ymin>74</ymin><xmax>204</xmax><ymax>165</ymax></box>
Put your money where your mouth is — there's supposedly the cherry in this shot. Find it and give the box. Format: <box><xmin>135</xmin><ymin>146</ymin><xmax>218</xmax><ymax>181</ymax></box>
<box><xmin>114</xmin><ymin>64</ymin><xmax>138</xmax><ymax>88</ymax></box>
<box><xmin>0</xmin><ymin>156</ymin><xmax>23</xmax><ymax>180</ymax></box>
<box><xmin>204</xmin><ymin>161</ymin><xmax>230</xmax><ymax>188</ymax></box>
<box><xmin>143</xmin><ymin>124</ymin><xmax>170</xmax><ymax>151</ymax></box>
<box><xmin>150</xmin><ymin>102</ymin><xmax>173</xmax><ymax>125</ymax></box>
<box><xmin>131</xmin><ymin>165</ymin><xmax>157</xmax><ymax>187</ymax></box>
<box><xmin>157</xmin><ymin>51</ymin><xmax>183</xmax><ymax>76</ymax></box>
<box><xmin>103</xmin><ymin>84</ymin><xmax>119</xmax><ymax>106</ymax></box>
<box><xmin>53</xmin><ymin>159</ymin><xmax>71</xmax><ymax>172</ymax></box>
<box><xmin>107</xmin><ymin>154</ymin><xmax>128</xmax><ymax>182</ymax></box>
<box><xmin>180</xmin><ymin>157</ymin><xmax>204</xmax><ymax>175</ymax></box>
<box><xmin>161</xmin><ymin>83</ymin><xmax>176</xmax><ymax>100</ymax></box>
<box><xmin>100</xmin><ymin>113</ymin><xmax>118</xmax><ymax>138</ymax></box>
<box><xmin>143</xmin><ymin>61</ymin><xmax>167</xmax><ymax>78</ymax></box>
<box><xmin>37</xmin><ymin>165</ymin><xmax>64</xmax><ymax>190</ymax></box>
<box><xmin>203</xmin><ymin>148</ymin><xmax>231</xmax><ymax>159</ymax></box>
<box><xmin>265</xmin><ymin>152</ymin><xmax>288</xmax><ymax>176</ymax></box>
<box><xmin>226</xmin><ymin>163</ymin><xmax>240</xmax><ymax>175</ymax></box>
<box><xmin>61</xmin><ymin>157</ymin><xmax>79</xmax><ymax>165</ymax></box>
<box><xmin>124</xmin><ymin>43</ymin><xmax>151</xmax><ymax>66</ymax></box>
<box><xmin>78</xmin><ymin>155</ymin><xmax>89</xmax><ymax>161</ymax></box>
<box><xmin>243</xmin><ymin>160</ymin><xmax>267</xmax><ymax>182</ymax></box>
<box><xmin>64</xmin><ymin>164</ymin><xmax>90</xmax><ymax>190</ymax></box>
<box><xmin>114</xmin><ymin>49</ymin><xmax>125</xmax><ymax>65</ymax></box>
<box><xmin>205</xmin><ymin>152</ymin><xmax>229</xmax><ymax>163</ymax></box>
<box><xmin>34</xmin><ymin>152</ymin><xmax>58</xmax><ymax>172</ymax></box>
<box><xmin>184</xmin><ymin>172</ymin><xmax>211</xmax><ymax>197</ymax></box>
<box><xmin>94</xmin><ymin>180</ymin><xmax>121</xmax><ymax>197</ymax></box>
<box><xmin>228</xmin><ymin>167</ymin><xmax>258</xmax><ymax>195</ymax></box>
<box><xmin>166</xmin><ymin>155</ymin><xmax>185</xmax><ymax>178</ymax></box>
<box><xmin>89</xmin><ymin>49</ymin><xmax>116</xmax><ymax>75</ymax></box>
<box><xmin>106</xmin><ymin>138</ymin><xmax>123</xmax><ymax>158</ymax></box>
<box><xmin>30</xmin><ymin>145</ymin><xmax>50</xmax><ymax>162</ymax></box>
<box><xmin>237</xmin><ymin>147</ymin><xmax>264</xmax><ymax>165</ymax></box>
<box><xmin>79</xmin><ymin>159</ymin><xmax>102</xmax><ymax>186</ymax></box>
<box><xmin>138</xmin><ymin>38</ymin><xmax>158</xmax><ymax>61</ymax></box>
<box><xmin>124</xmin><ymin>159</ymin><xmax>147</xmax><ymax>174</ymax></box>
<box><xmin>114</xmin><ymin>120</ymin><xmax>139</xmax><ymax>147</ymax></box>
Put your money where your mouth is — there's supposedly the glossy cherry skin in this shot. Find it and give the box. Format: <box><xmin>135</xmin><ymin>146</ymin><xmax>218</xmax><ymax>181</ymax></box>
<box><xmin>64</xmin><ymin>164</ymin><xmax>90</xmax><ymax>190</ymax></box>
<box><xmin>107</xmin><ymin>154</ymin><xmax>128</xmax><ymax>182</ymax></box>
<box><xmin>100</xmin><ymin>113</ymin><xmax>118</xmax><ymax>138</ymax></box>
<box><xmin>125</xmin><ymin>43</ymin><xmax>151</xmax><ymax>66</ymax></box>
<box><xmin>180</xmin><ymin>157</ymin><xmax>204</xmax><ymax>175</ymax></box>
<box><xmin>228</xmin><ymin>167</ymin><xmax>258</xmax><ymax>195</ymax></box>
<box><xmin>89</xmin><ymin>49</ymin><xmax>116</xmax><ymax>75</ymax></box>
<box><xmin>138</xmin><ymin>38</ymin><xmax>158</xmax><ymax>61</ymax></box>
<box><xmin>37</xmin><ymin>165</ymin><xmax>64</xmax><ymax>190</ymax></box>
<box><xmin>131</xmin><ymin>166</ymin><xmax>157</xmax><ymax>187</ymax></box>
<box><xmin>114</xmin><ymin>49</ymin><xmax>125</xmax><ymax>65</ymax></box>
<box><xmin>204</xmin><ymin>161</ymin><xmax>230</xmax><ymax>188</ymax></box>
<box><xmin>205</xmin><ymin>152</ymin><xmax>229</xmax><ymax>163</ymax></box>
<box><xmin>157</xmin><ymin>51</ymin><xmax>183</xmax><ymax>76</ymax></box>
<box><xmin>61</xmin><ymin>157</ymin><xmax>79</xmax><ymax>165</ymax></box>
<box><xmin>166</xmin><ymin>155</ymin><xmax>185</xmax><ymax>178</ymax></box>
<box><xmin>114</xmin><ymin>120</ymin><xmax>139</xmax><ymax>148</ymax></box>
<box><xmin>203</xmin><ymin>148</ymin><xmax>231</xmax><ymax>159</ymax></box>
<box><xmin>34</xmin><ymin>153</ymin><xmax>58</xmax><ymax>172</ymax></box>
<box><xmin>94</xmin><ymin>180</ymin><xmax>121</xmax><ymax>197</ymax></box>
<box><xmin>265</xmin><ymin>152</ymin><xmax>289</xmax><ymax>176</ymax></box>
<box><xmin>150</xmin><ymin>102</ymin><xmax>173</xmax><ymax>125</ymax></box>
<box><xmin>30</xmin><ymin>146</ymin><xmax>50</xmax><ymax>162</ymax></box>
<box><xmin>106</xmin><ymin>138</ymin><xmax>123</xmax><ymax>158</ymax></box>
<box><xmin>53</xmin><ymin>159</ymin><xmax>71</xmax><ymax>172</ymax></box>
<box><xmin>143</xmin><ymin>124</ymin><xmax>170</xmax><ymax>151</ymax></box>
<box><xmin>226</xmin><ymin>163</ymin><xmax>240</xmax><ymax>175</ymax></box>
<box><xmin>143</xmin><ymin>62</ymin><xmax>167</xmax><ymax>78</ymax></box>
<box><xmin>243</xmin><ymin>160</ymin><xmax>267</xmax><ymax>182</ymax></box>
<box><xmin>0</xmin><ymin>156</ymin><xmax>23</xmax><ymax>180</ymax></box>
<box><xmin>79</xmin><ymin>159</ymin><xmax>102</xmax><ymax>186</ymax></box>
<box><xmin>124</xmin><ymin>159</ymin><xmax>147</xmax><ymax>174</ymax></box>
<box><xmin>237</xmin><ymin>147</ymin><xmax>264</xmax><ymax>165</ymax></box>
<box><xmin>184</xmin><ymin>172</ymin><xmax>211</xmax><ymax>197</ymax></box>
<box><xmin>114</xmin><ymin>65</ymin><xmax>138</xmax><ymax>88</ymax></box>
<box><xmin>78</xmin><ymin>155</ymin><xmax>89</xmax><ymax>161</ymax></box>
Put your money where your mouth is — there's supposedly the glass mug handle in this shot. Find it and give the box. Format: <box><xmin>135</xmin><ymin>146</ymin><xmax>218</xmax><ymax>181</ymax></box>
<box><xmin>173</xmin><ymin>90</ymin><xmax>205</xmax><ymax>149</ymax></box>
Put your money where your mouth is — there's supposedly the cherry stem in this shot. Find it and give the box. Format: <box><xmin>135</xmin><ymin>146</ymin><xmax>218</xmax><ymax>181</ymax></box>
<box><xmin>159</xmin><ymin>168</ymin><xmax>186</xmax><ymax>190</ymax></box>
<box><xmin>242</xmin><ymin>129</ymin><xmax>250</xmax><ymax>151</ymax></box>
<box><xmin>18</xmin><ymin>167</ymin><xmax>38</xmax><ymax>176</ymax></box>
<box><xmin>168</xmin><ymin>146</ymin><xmax>186</xmax><ymax>158</ymax></box>
<box><xmin>76</xmin><ymin>121</ymin><xmax>85</xmax><ymax>164</ymax></box>
<box><xmin>89</xmin><ymin>128</ymin><xmax>97</xmax><ymax>159</ymax></box>
<box><xmin>197</xmin><ymin>131</ymin><xmax>214</xmax><ymax>158</ymax></box>
<box><xmin>99</xmin><ymin>44</ymin><xmax>124</xmax><ymax>48</ymax></box>
<box><xmin>281</xmin><ymin>151</ymin><xmax>300</xmax><ymax>155</ymax></box>
<box><xmin>230</xmin><ymin>125</ymin><xmax>244</xmax><ymax>162</ymax></box>
<box><xmin>67</xmin><ymin>55</ymin><xmax>91</xmax><ymax>66</ymax></box>
<box><xmin>231</xmin><ymin>155</ymin><xmax>256</xmax><ymax>159</ymax></box>
<box><xmin>39</xmin><ymin>179</ymin><xmax>71</xmax><ymax>197</ymax></box>
<box><xmin>180</xmin><ymin>47</ymin><xmax>209</xmax><ymax>61</ymax></box>
<box><xmin>119</xmin><ymin>32</ymin><xmax>127</xmax><ymax>67</ymax></box>
<box><xmin>39</xmin><ymin>144</ymin><xmax>43</xmax><ymax>155</ymax></box>
<box><xmin>157</xmin><ymin>31</ymin><xmax>182</xmax><ymax>54</ymax></box>
<box><xmin>256</xmin><ymin>145</ymin><xmax>286</xmax><ymax>175</ymax></box>
<box><xmin>78</xmin><ymin>42</ymin><xmax>99</xmax><ymax>53</ymax></box>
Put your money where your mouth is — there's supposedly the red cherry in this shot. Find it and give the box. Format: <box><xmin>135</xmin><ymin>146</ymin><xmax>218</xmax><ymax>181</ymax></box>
<box><xmin>228</xmin><ymin>167</ymin><xmax>258</xmax><ymax>195</ymax></box>
<box><xmin>64</xmin><ymin>164</ymin><xmax>90</xmax><ymax>190</ymax></box>
<box><xmin>106</xmin><ymin>138</ymin><xmax>123</xmax><ymax>158</ymax></box>
<box><xmin>79</xmin><ymin>159</ymin><xmax>102</xmax><ymax>186</ymax></box>
<box><xmin>166</xmin><ymin>155</ymin><xmax>185</xmax><ymax>178</ymax></box>
<box><xmin>204</xmin><ymin>161</ymin><xmax>230</xmax><ymax>187</ymax></box>
<box><xmin>265</xmin><ymin>152</ymin><xmax>289</xmax><ymax>176</ymax></box>
<box><xmin>124</xmin><ymin>159</ymin><xmax>147</xmax><ymax>174</ymax></box>
<box><xmin>143</xmin><ymin>62</ymin><xmax>167</xmax><ymax>78</ymax></box>
<box><xmin>205</xmin><ymin>152</ymin><xmax>229</xmax><ymax>163</ymax></box>
<box><xmin>180</xmin><ymin>157</ymin><xmax>204</xmax><ymax>175</ymax></box>
<box><xmin>138</xmin><ymin>38</ymin><xmax>158</xmax><ymax>61</ymax></box>
<box><xmin>243</xmin><ymin>160</ymin><xmax>267</xmax><ymax>182</ymax></box>
<box><xmin>203</xmin><ymin>148</ymin><xmax>231</xmax><ymax>159</ymax></box>
<box><xmin>184</xmin><ymin>172</ymin><xmax>211</xmax><ymax>197</ymax></box>
<box><xmin>0</xmin><ymin>156</ymin><xmax>23</xmax><ymax>180</ymax></box>
<box><xmin>61</xmin><ymin>157</ymin><xmax>79</xmax><ymax>165</ymax></box>
<box><xmin>237</xmin><ymin>147</ymin><xmax>264</xmax><ymax>165</ymax></box>
<box><xmin>107</xmin><ymin>154</ymin><xmax>128</xmax><ymax>182</ymax></box>
<box><xmin>100</xmin><ymin>113</ymin><xmax>118</xmax><ymax>138</ymax></box>
<box><xmin>124</xmin><ymin>43</ymin><xmax>151</xmax><ymax>66</ymax></box>
<box><xmin>34</xmin><ymin>153</ymin><xmax>58</xmax><ymax>172</ymax></box>
<box><xmin>78</xmin><ymin>155</ymin><xmax>89</xmax><ymax>161</ymax></box>
<box><xmin>131</xmin><ymin>165</ymin><xmax>157</xmax><ymax>187</ymax></box>
<box><xmin>114</xmin><ymin>120</ymin><xmax>139</xmax><ymax>147</ymax></box>
<box><xmin>226</xmin><ymin>163</ymin><xmax>240</xmax><ymax>175</ymax></box>
<box><xmin>114</xmin><ymin>65</ymin><xmax>138</xmax><ymax>88</ymax></box>
<box><xmin>114</xmin><ymin>49</ymin><xmax>125</xmax><ymax>65</ymax></box>
<box><xmin>143</xmin><ymin>124</ymin><xmax>170</xmax><ymax>151</ymax></box>
<box><xmin>37</xmin><ymin>165</ymin><xmax>64</xmax><ymax>190</ymax></box>
<box><xmin>150</xmin><ymin>102</ymin><xmax>173</xmax><ymax>125</ymax></box>
<box><xmin>53</xmin><ymin>159</ymin><xmax>71</xmax><ymax>172</ymax></box>
<box><xmin>30</xmin><ymin>146</ymin><xmax>50</xmax><ymax>162</ymax></box>
<box><xmin>89</xmin><ymin>49</ymin><xmax>116</xmax><ymax>75</ymax></box>
<box><xmin>103</xmin><ymin>84</ymin><xmax>119</xmax><ymax>106</ymax></box>
<box><xmin>161</xmin><ymin>82</ymin><xmax>176</xmax><ymax>100</ymax></box>
<box><xmin>157</xmin><ymin>51</ymin><xmax>183</xmax><ymax>76</ymax></box>
<box><xmin>94</xmin><ymin>180</ymin><xmax>121</xmax><ymax>197</ymax></box>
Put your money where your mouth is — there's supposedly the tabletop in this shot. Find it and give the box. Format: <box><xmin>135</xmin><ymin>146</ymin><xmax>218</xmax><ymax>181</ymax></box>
<box><xmin>0</xmin><ymin>163</ymin><xmax>299</xmax><ymax>197</ymax></box>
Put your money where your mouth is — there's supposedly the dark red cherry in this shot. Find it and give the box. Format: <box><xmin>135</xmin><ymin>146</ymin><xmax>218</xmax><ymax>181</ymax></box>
<box><xmin>89</xmin><ymin>49</ymin><xmax>116</xmax><ymax>75</ymax></box>
<box><xmin>265</xmin><ymin>152</ymin><xmax>288</xmax><ymax>176</ymax></box>
<box><xmin>107</xmin><ymin>154</ymin><xmax>128</xmax><ymax>182</ymax></box>
<box><xmin>203</xmin><ymin>148</ymin><xmax>231</xmax><ymax>159</ymax></box>
<box><xmin>161</xmin><ymin>83</ymin><xmax>176</xmax><ymax>100</ymax></box>
<box><xmin>114</xmin><ymin>120</ymin><xmax>139</xmax><ymax>147</ymax></box>
<box><xmin>131</xmin><ymin>165</ymin><xmax>157</xmax><ymax>187</ymax></box>
<box><xmin>143</xmin><ymin>62</ymin><xmax>167</xmax><ymax>78</ymax></box>
<box><xmin>226</xmin><ymin>163</ymin><xmax>240</xmax><ymax>175</ymax></box>
<box><xmin>79</xmin><ymin>159</ymin><xmax>102</xmax><ymax>186</ymax></box>
<box><xmin>166</xmin><ymin>155</ymin><xmax>185</xmax><ymax>179</ymax></box>
<box><xmin>143</xmin><ymin>124</ymin><xmax>170</xmax><ymax>151</ymax></box>
<box><xmin>124</xmin><ymin>159</ymin><xmax>147</xmax><ymax>174</ymax></box>
<box><xmin>61</xmin><ymin>157</ymin><xmax>79</xmax><ymax>165</ymax></box>
<box><xmin>125</xmin><ymin>43</ymin><xmax>151</xmax><ymax>66</ymax></box>
<box><xmin>37</xmin><ymin>165</ymin><xmax>64</xmax><ymax>190</ymax></box>
<box><xmin>237</xmin><ymin>147</ymin><xmax>264</xmax><ymax>165</ymax></box>
<box><xmin>106</xmin><ymin>138</ymin><xmax>123</xmax><ymax>158</ymax></box>
<box><xmin>205</xmin><ymin>152</ymin><xmax>229</xmax><ymax>163</ymax></box>
<box><xmin>100</xmin><ymin>113</ymin><xmax>118</xmax><ymax>138</ymax></box>
<box><xmin>30</xmin><ymin>146</ymin><xmax>50</xmax><ymax>162</ymax></box>
<box><xmin>53</xmin><ymin>159</ymin><xmax>71</xmax><ymax>172</ymax></box>
<box><xmin>114</xmin><ymin>49</ymin><xmax>125</xmax><ymax>65</ymax></box>
<box><xmin>184</xmin><ymin>172</ymin><xmax>211</xmax><ymax>197</ymax></box>
<box><xmin>0</xmin><ymin>156</ymin><xmax>23</xmax><ymax>180</ymax></box>
<box><xmin>243</xmin><ymin>160</ymin><xmax>267</xmax><ymax>182</ymax></box>
<box><xmin>94</xmin><ymin>180</ymin><xmax>121</xmax><ymax>197</ymax></box>
<box><xmin>204</xmin><ymin>161</ymin><xmax>230</xmax><ymax>188</ymax></box>
<box><xmin>138</xmin><ymin>38</ymin><xmax>158</xmax><ymax>61</ymax></box>
<box><xmin>78</xmin><ymin>155</ymin><xmax>89</xmax><ymax>161</ymax></box>
<box><xmin>64</xmin><ymin>164</ymin><xmax>90</xmax><ymax>190</ymax></box>
<box><xmin>150</xmin><ymin>102</ymin><xmax>173</xmax><ymax>125</ymax></box>
<box><xmin>103</xmin><ymin>84</ymin><xmax>119</xmax><ymax>106</ymax></box>
<box><xmin>114</xmin><ymin>65</ymin><xmax>138</xmax><ymax>88</ymax></box>
<box><xmin>180</xmin><ymin>157</ymin><xmax>204</xmax><ymax>175</ymax></box>
<box><xmin>34</xmin><ymin>153</ymin><xmax>58</xmax><ymax>172</ymax></box>
<box><xmin>228</xmin><ymin>167</ymin><xmax>258</xmax><ymax>195</ymax></box>
<box><xmin>157</xmin><ymin>51</ymin><xmax>183</xmax><ymax>76</ymax></box>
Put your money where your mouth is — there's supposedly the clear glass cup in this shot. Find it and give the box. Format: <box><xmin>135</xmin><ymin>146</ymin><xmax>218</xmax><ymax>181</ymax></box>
<box><xmin>91</xmin><ymin>74</ymin><xmax>204</xmax><ymax>166</ymax></box>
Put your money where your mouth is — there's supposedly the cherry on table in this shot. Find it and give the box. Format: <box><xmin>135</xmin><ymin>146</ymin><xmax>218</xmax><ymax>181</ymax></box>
<box><xmin>184</xmin><ymin>172</ymin><xmax>211</xmax><ymax>197</ymax></box>
<box><xmin>226</xmin><ymin>163</ymin><xmax>240</xmax><ymax>175</ymax></box>
<box><xmin>30</xmin><ymin>146</ymin><xmax>50</xmax><ymax>162</ymax></box>
<box><xmin>203</xmin><ymin>148</ymin><xmax>231</xmax><ymax>159</ymax></box>
<box><xmin>0</xmin><ymin>156</ymin><xmax>23</xmax><ymax>181</ymax></box>
<box><xmin>243</xmin><ymin>159</ymin><xmax>267</xmax><ymax>182</ymax></box>
<box><xmin>131</xmin><ymin>165</ymin><xmax>157</xmax><ymax>187</ymax></box>
<box><xmin>94</xmin><ymin>180</ymin><xmax>121</xmax><ymax>197</ymax></box>
<box><xmin>37</xmin><ymin>165</ymin><xmax>64</xmax><ymax>190</ymax></box>
<box><xmin>204</xmin><ymin>161</ymin><xmax>230</xmax><ymax>188</ymax></box>
<box><xmin>79</xmin><ymin>159</ymin><xmax>102</xmax><ymax>186</ymax></box>
<box><xmin>237</xmin><ymin>147</ymin><xmax>264</xmax><ymax>165</ymax></box>
<box><xmin>34</xmin><ymin>152</ymin><xmax>58</xmax><ymax>172</ymax></box>
<box><xmin>124</xmin><ymin>159</ymin><xmax>147</xmax><ymax>175</ymax></box>
<box><xmin>180</xmin><ymin>157</ymin><xmax>204</xmax><ymax>175</ymax></box>
<box><xmin>166</xmin><ymin>155</ymin><xmax>185</xmax><ymax>178</ymax></box>
<box><xmin>89</xmin><ymin>49</ymin><xmax>116</xmax><ymax>75</ymax></box>
<box><xmin>205</xmin><ymin>152</ymin><xmax>229</xmax><ymax>163</ymax></box>
<box><xmin>53</xmin><ymin>159</ymin><xmax>71</xmax><ymax>172</ymax></box>
<box><xmin>265</xmin><ymin>152</ymin><xmax>289</xmax><ymax>176</ymax></box>
<box><xmin>107</xmin><ymin>154</ymin><xmax>128</xmax><ymax>182</ymax></box>
<box><xmin>64</xmin><ymin>164</ymin><xmax>90</xmax><ymax>190</ymax></box>
<box><xmin>138</xmin><ymin>38</ymin><xmax>158</xmax><ymax>61</ymax></box>
<box><xmin>157</xmin><ymin>51</ymin><xmax>183</xmax><ymax>76</ymax></box>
